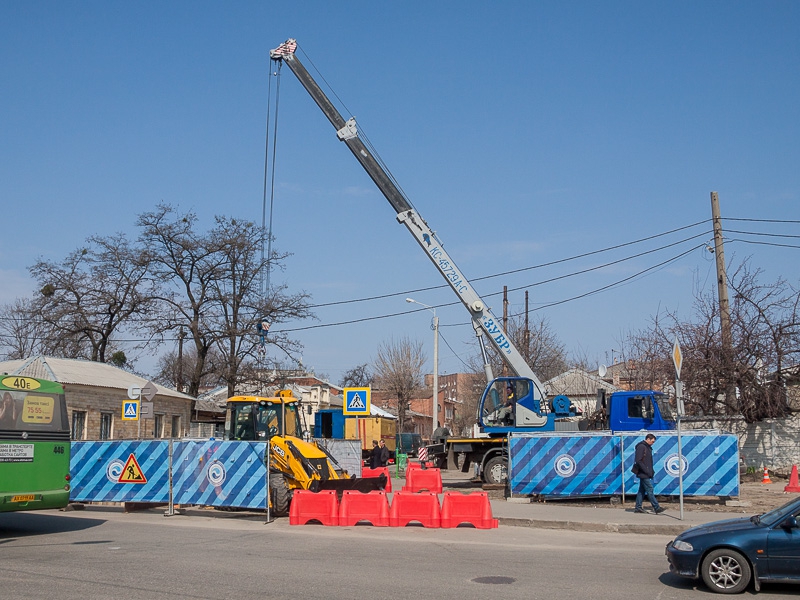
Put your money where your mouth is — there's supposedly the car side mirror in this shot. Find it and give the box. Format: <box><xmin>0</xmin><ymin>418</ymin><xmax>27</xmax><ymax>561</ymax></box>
<box><xmin>780</xmin><ymin>516</ymin><xmax>798</xmax><ymax>529</ymax></box>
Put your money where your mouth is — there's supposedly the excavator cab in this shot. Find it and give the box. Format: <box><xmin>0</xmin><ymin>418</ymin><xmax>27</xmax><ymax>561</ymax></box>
<box><xmin>227</xmin><ymin>392</ymin><xmax>303</xmax><ymax>441</ymax></box>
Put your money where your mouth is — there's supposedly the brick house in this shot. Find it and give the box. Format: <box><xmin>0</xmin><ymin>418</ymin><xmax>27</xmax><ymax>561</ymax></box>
<box><xmin>0</xmin><ymin>356</ymin><xmax>194</xmax><ymax>440</ymax></box>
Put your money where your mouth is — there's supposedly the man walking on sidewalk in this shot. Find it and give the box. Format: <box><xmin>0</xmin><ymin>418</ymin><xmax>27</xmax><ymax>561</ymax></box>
<box><xmin>632</xmin><ymin>433</ymin><xmax>666</xmax><ymax>514</ymax></box>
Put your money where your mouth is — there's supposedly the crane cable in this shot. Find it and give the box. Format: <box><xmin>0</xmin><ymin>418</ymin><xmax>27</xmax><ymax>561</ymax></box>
<box><xmin>262</xmin><ymin>57</ymin><xmax>284</xmax><ymax>296</ymax></box>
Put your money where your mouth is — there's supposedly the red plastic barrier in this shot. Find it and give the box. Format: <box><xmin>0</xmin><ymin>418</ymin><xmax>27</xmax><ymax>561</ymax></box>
<box><xmin>440</xmin><ymin>491</ymin><xmax>498</xmax><ymax>529</ymax></box>
<box><xmin>362</xmin><ymin>466</ymin><xmax>392</xmax><ymax>493</ymax></box>
<box><xmin>289</xmin><ymin>490</ymin><xmax>339</xmax><ymax>526</ymax></box>
<box><xmin>338</xmin><ymin>490</ymin><xmax>390</xmax><ymax>526</ymax></box>
<box><xmin>403</xmin><ymin>467</ymin><xmax>442</xmax><ymax>494</ymax></box>
<box><xmin>405</xmin><ymin>461</ymin><xmax>434</xmax><ymax>471</ymax></box>
<box><xmin>389</xmin><ymin>491</ymin><xmax>441</xmax><ymax>528</ymax></box>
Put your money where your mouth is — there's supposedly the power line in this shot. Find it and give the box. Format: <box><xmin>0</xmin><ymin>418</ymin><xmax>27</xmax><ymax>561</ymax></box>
<box><xmin>306</xmin><ymin>219</ymin><xmax>711</xmax><ymax>309</ymax></box>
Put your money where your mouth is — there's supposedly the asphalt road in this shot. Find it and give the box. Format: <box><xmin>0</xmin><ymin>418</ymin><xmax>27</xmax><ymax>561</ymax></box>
<box><xmin>1</xmin><ymin>508</ymin><xmax>796</xmax><ymax>599</ymax></box>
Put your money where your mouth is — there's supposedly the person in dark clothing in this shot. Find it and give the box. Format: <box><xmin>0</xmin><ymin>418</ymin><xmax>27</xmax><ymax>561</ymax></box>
<box><xmin>633</xmin><ymin>433</ymin><xmax>666</xmax><ymax>514</ymax></box>
<box><xmin>378</xmin><ymin>439</ymin><xmax>390</xmax><ymax>467</ymax></box>
<box><xmin>369</xmin><ymin>440</ymin><xmax>382</xmax><ymax>469</ymax></box>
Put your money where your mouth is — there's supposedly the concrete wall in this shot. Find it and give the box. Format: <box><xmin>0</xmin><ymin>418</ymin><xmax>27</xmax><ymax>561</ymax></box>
<box><xmin>687</xmin><ymin>414</ymin><xmax>800</xmax><ymax>473</ymax></box>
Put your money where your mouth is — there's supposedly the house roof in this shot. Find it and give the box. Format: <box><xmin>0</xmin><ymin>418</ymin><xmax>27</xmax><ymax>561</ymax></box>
<box><xmin>544</xmin><ymin>368</ymin><xmax>618</xmax><ymax>397</ymax></box>
<box><xmin>0</xmin><ymin>356</ymin><xmax>194</xmax><ymax>401</ymax></box>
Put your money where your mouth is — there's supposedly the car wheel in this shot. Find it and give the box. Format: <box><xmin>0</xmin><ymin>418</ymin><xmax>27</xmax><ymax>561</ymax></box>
<box><xmin>701</xmin><ymin>548</ymin><xmax>752</xmax><ymax>594</ymax></box>
<box><xmin>483</xmin><ymin>456</ymin><xmax>507</xmax><ymax>485</ymax></box>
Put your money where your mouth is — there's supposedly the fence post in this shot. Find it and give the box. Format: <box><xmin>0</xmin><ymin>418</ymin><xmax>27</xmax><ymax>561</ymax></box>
<box><xmin>164</xmin><ymin>439</ymin><xmax>174</xmax><ymax>517</ymax></box>
<box><xmin>619</xmin><ymin>434</ymin><xmax>625</xmax><ymax>505</ymax></box>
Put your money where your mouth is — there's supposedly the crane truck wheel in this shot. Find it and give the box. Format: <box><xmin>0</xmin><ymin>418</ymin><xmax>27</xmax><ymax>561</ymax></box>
<box><xmin>269</xmin><ymin>475</ymin><xmax>291</xmax><ymax>517</ymax></box>
<box><xmin>483</xmin><ymin>456</ymin><xmax>508</xmax><ymax>485</ymax></box>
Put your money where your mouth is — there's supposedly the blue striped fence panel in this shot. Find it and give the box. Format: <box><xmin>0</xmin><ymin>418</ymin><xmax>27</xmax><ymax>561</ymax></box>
<box><xmin>510</xmin><ymin>433</ymin><xmax>620</xmax><ymax>497</ymax></box>
<box><xmin>70</xmin><ymin>440</ymin><xmax>170</xmax><ymax>503</ymax></box>
<box><xmin>173</xmin><ymin>441</ymin><xmax>267</xmax><ymax>510</ymax></box>
<box><xmin>509</xmin><ymin>431</ymin><xmax>739</xmax><ymax>498</ymax></box>
<box><xmin>621</xmin><ymin>432</ymin><xmax>739</xmax><ymax>497</ymax></box>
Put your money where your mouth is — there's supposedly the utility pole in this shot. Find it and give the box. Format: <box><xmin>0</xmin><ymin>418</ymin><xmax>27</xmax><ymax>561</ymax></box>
<box><xmin>524</xmin><ymin>290</ymin><xmax>530</xmax><ymax>355</ymax></box>
<box><xmin>710</xmin><ymin>191</ymin><xmax>735</xmax><ymax>409</ymax></box>
<box><xmin>502</xmin><ymin>286</ymin><xmax>509</xmax><ymax>377</ymax></box>
<box><xmin>177</xmin><ymin>327</ymin><xmax>185</xmax><ymax>394</ymax></box>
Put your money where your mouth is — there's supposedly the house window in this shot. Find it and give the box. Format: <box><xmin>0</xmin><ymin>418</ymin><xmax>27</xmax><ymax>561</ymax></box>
<box><xmin>171</xmin><ymin>415</ymin><xmax>181</xmax><ymax>438</ymax></box>
<box><xmin>100</xmin><ymin>413</ymin><xmax>113</xmax><ymax>440</ymax></box>
<box><xmin>154</xmin><ymin>414</ymin><xmax>164</xmax><ymax>439</ymax></box>
<box><xmin>71</xmin><ymin>411</ymin><xmax>86</xmax><ymax>440</ymax></box>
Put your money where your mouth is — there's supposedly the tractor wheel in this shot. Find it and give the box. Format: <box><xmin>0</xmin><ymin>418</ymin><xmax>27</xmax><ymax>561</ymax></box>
<box><xmin>269</xmin><ymin>476</ymin><xmax>291</xmax><ymax>517</ymax></box>
<box><xmin>483</xmin><ymin>456</ymin><xmax>508</xmax><ymax>485</ymax></box>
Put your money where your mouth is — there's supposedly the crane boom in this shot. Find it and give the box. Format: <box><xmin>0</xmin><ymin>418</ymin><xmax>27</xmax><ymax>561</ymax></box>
<box><xmin>270</xmin><ymin>39</ymin><xmax>545</xmax><ymax>401</ymax></box>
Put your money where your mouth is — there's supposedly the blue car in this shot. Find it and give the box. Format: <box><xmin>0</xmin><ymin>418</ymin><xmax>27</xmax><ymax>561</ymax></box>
<box><xmin>666</xmin><ymin>496</ymin><xmax>800</xmax><ymax>593</ymax></box>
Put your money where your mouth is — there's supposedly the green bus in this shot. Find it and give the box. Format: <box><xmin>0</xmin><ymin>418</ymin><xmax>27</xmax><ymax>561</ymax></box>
<box><xmin>0</xmin><ymin>375</ymin><xmax>71</xmax><ymax>512</ymax></box>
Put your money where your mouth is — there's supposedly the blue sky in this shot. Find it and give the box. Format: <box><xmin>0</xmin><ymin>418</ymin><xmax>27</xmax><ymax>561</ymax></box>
<box><xmin>2</xmin><ymin>2</ymin><xmax>798</xmax><ymax>384</ymax></box>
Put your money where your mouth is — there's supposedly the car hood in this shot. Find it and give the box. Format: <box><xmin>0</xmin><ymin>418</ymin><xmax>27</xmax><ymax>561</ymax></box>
<box><xmin>680</xmin><ymin>517</ymin><xmax>757</xmax><ymax>538</ymax></box>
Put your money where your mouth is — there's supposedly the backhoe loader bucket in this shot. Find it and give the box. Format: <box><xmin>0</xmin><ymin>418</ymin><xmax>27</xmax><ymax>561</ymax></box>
<box><xmin>310</xmin><ymin>474</ymin><xmax>387</xmax><ymax>495</ymax></box>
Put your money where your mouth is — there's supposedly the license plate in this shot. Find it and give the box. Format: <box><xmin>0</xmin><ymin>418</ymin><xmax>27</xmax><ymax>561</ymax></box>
<box><xmin>11</xmin><ymin>494</ymin><xmax>36</xmax><ymax>503</ymax></box>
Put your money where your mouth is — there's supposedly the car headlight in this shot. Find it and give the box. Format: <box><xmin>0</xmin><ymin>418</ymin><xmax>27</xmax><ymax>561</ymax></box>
<box><xmin>671</xmin><ymin>539</ymin><xmax>693</xmax><ymax>552</ymax></box>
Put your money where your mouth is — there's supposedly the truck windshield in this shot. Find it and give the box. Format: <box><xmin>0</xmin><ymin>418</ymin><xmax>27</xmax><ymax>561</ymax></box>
<box><xmin>654</xmin><ymin>394</ymin><xmax>674</xmax><ymax>421</ymax></box>
<box><xmin>228</xmin><ymin>401</ymin><xmax>302</xmax><ymax>440</ymax></box>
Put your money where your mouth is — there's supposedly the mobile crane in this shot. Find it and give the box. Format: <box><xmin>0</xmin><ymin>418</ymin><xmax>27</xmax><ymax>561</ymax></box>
<box><xmin>269</xmin><ymin>40</ymin><xmax>675</xmax><ymax>483</ymax></box>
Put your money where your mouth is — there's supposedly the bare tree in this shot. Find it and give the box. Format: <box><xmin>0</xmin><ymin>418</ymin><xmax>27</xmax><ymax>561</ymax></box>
<box><xmin>205</xmin><ymin>215</ymin><xmax>313</xmax><ymax>398</ymax></box>
<box><xmin>0</xmin><ymin>298</ymin><xmax>42</xmax><ymax>359</ymax></box>
<box><xmin>619</xmin><ymin>258</ymin><xmax>798</xmax><ymax>422</ymax></box>
<box><xmin>372</xmin><ymin>337</ymin><xmax>426</xmax><ymax>433</ymax></box>
<box><xmin>28</xmin><ymin>233</ymin><xmax>154</xmax><ymax>363</ymax></box>
<box><xmin>140</xmin><ymin>205</ymin><xmax>314</xmax><ymax>398</ymax></box>
<box><xmin>340</xmin><ymin>363</ymin><xmax>373</xmax><ymax>388</ymax></box>
<box><xmin>138</xmin><ymin>205</ymin><xmax>222</xmax><ymax>397</ymax></box>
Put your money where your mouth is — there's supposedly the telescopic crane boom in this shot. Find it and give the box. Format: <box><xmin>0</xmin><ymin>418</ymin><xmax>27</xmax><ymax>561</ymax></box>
<box><xmin>270</xmin><ymin>39</ymin><xmax>547</xmax><ymax>424</ymax></box>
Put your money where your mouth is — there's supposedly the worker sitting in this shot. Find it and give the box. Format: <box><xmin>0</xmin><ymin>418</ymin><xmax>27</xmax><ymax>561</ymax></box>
<box><xmin>496</xmin><ymin>385</ymin><xmax>516</xmax><ymax>425</ymax></box>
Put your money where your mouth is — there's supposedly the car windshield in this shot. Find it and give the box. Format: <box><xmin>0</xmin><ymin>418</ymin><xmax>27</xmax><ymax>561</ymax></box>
<box><xmin>753</xmin><ymin>496</ymin><xmax>800</xmax><ymax>527</ymax></box>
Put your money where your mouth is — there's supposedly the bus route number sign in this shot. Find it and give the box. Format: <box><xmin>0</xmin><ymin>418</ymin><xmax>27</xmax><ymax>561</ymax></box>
<box><xmin>1</xmin><ymin>376</ymin><xmax>42</xmax><ymax>391</ymax></box>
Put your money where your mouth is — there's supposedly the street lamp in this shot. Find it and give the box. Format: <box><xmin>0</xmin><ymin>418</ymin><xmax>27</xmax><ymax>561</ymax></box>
<box><xmin>406</xmin><ymin>297</ymin><xmax>439</xmax><ymax>438</ymax></box>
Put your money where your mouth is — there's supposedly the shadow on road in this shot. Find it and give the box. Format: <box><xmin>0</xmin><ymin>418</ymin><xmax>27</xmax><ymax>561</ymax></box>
<box><xmin>0</xmin><ymin>511</ymin><xmax>106</xmax><ymax>540</ymax></box>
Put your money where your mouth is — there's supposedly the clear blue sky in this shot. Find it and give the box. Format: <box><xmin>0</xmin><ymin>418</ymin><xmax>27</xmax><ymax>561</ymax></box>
<box><xmin>2</xmin><ymin>2</ymin><xmax>798</xmax><ymax>384</ymax></box>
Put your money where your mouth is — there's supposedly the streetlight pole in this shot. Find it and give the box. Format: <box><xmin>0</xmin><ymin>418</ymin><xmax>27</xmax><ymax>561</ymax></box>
<box><xmin>406</xmin><ymin>298</ymin><xmax>438</xmax><ymax>438</ymax></box>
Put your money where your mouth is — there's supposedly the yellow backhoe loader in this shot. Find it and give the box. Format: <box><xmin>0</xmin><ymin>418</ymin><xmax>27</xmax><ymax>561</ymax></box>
<box><xmin>225</xmin><ymin>390</ymin><xmax>386</xmax><ymax>516</ymax></box>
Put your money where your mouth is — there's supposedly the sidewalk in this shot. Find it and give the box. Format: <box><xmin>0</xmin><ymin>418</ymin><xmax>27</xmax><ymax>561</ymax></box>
<box><xmin>394</xmin><ymin>468</ymin><xmax>750</xmax><ymax>536</ymax></box>
<box><xmin>488</xmin><ymin>497</ymin><xmax>745</xmax><ymax>536</ymax></box>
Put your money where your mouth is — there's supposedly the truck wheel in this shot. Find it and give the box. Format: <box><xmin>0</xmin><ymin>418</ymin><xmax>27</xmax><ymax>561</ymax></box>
<box><xmin>483</xmin><ymin>456</ymin><xmax>508</xmax><ymax>485</ymax></box>
<box><xmin>269</xmin><ymin>476</ymin><xmax>291</xmax><ymax>517</ymax></box>
<box><xmin>701</xmin><ymin>548</ymin><xmax>751</xmax><ymax>594</ymax></box>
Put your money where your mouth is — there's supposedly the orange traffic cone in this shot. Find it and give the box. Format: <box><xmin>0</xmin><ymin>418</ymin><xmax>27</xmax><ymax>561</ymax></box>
<box><xmin>784</xmin><ymin>465</ymin><xmax>800</xmax><ymax>493</ymax></box>
<box><xmin>761</xmin><ymin>466</ymin><xmax>772</xmax><ymax>484</ymax></box>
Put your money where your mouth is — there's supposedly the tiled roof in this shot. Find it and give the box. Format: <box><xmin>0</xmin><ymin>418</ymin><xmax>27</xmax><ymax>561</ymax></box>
<box><xmin>0</xmin><ymin>356</ymin><xmax>194</xmax><ymax>401</ymax></box>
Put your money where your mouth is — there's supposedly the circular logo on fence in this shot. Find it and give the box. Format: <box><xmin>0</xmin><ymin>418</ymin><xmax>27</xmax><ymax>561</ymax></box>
<box><xmin>106</xmin><ymin>459</ymin><xmax>124</xmax><ymax>483</ymax></box>
<box><xmin>554</xmin><ymin>454</ymin><xmax>577</xmax><ymax>478</ymax></box>
<box><xmin>206</xmin><ymin>460</ymin><xmax>226</xmax><ymax>486</ymax></box>
<box><xmin>665</xmin><ymin>453</ymin><xmax>689</xmax><ymax>477</ymax></box>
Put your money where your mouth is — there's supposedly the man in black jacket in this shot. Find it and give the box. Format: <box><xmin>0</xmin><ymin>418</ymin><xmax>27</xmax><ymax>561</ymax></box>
<box><xmin>633</xmin><ymin>433</ymin><xmax>666</xmax><ymax>514</ymax></box>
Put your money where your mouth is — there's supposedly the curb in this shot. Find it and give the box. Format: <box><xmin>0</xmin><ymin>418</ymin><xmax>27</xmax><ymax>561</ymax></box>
<box><xmin>497</xmin><ymin>516</ymin><xmax>688</xmax><ymax>536</ymax></box>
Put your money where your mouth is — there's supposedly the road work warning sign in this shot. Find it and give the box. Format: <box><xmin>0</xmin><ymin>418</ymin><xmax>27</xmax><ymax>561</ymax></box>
<box><xmin>118</xmin><ymin>453</ymin><xmax>147</xmax><ymax>483</ymax></box>
<box><xmin>343</xmin><ymin>387</ymin><xmax>371</xmax><ymax>416</ymax></box>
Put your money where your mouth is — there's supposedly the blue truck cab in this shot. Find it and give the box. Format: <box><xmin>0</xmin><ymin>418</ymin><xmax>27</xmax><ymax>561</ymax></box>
<box><xmin>479</xmin><ymin>378</ymin><xmax>675</xmax><ymax>435</ymax></box>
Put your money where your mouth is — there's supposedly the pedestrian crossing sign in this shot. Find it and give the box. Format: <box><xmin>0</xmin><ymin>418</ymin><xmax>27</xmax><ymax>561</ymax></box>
<box><xmin>122</xmin><ymin>400</ymin><xmax>140</xmax><ymax>421</ymax></box>
<box><xmin>343</xmin><ymin>387</ymin><xmax>371</xmax><ymax>415</ymax></box>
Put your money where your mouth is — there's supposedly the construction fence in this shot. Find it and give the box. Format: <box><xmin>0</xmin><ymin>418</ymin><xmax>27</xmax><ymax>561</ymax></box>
<box><xmin>69</xmin><ymin>438</ymin><xmax>362</xmax><ymax>510</ymax></box>
<box><xmin>509</xmin><ymin>430</ymin><xmax>739</xmax><ymax>498</ymax></box>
